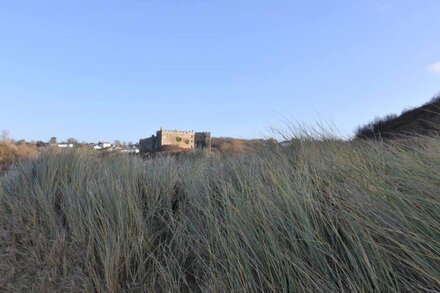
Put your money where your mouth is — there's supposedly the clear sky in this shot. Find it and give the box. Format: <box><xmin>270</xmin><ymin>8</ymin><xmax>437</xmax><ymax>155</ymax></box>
<box><xmin>1</xmin><ymin>0</ymin><xmax>439</xmax><ymax>142</ymax></box>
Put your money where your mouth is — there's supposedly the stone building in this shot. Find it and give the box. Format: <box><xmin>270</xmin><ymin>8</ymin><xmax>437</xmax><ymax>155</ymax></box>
<box><xmin>159</xmin><ymin>130</ymin><xmax>195</xmax><ymax>149</ymax></box>
<box><xmin>194</xmin><ymin>132</ymin><xmax>212</xmax><ymax>152</ymax></box>
<box><xmin>139</xmin><ymin>129</ymin><xmax>211</xmax><ymax>153</ymax></box>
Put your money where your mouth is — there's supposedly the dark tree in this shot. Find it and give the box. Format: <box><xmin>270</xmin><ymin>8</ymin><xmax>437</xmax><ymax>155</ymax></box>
<box><xmin>67</xmin><ymin>138</ymin><xmax>78</xmax><ymax>145</ymax></box>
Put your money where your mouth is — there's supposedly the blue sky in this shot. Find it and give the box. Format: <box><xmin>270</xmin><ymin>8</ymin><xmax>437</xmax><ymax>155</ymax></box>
<box><xmin>1</xmin><ymin>0</ymin><xmax>439</xmax><ymax>142</ymax></box>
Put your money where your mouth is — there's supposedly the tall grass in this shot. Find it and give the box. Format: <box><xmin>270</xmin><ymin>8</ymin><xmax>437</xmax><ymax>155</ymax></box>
<box><xmin>0</xmin><ymin>136</ymin><xmax>439</xmax><ymax>292</ymax></box>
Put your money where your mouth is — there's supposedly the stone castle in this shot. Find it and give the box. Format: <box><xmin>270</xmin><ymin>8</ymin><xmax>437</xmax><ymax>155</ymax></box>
<box><xmin>139</xmin><ymin>129</ymin><xmax>211</xmax><ymax>153</ymax></box>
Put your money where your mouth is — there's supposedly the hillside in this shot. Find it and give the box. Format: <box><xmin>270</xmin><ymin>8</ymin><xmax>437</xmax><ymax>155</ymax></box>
<box><xmin>356</xmin><ymin>96</ymin><xmax>440</xmax><ymax>139</ymax></box>
<box><xmin>211</xmin><ymin>137</ymin><xmax>274</xmax><ymax>154</ymax></box>
<box><xmin>147</xmin><ymin>137</ymin><xmax>274</xmax><ymax>155</ymax></box>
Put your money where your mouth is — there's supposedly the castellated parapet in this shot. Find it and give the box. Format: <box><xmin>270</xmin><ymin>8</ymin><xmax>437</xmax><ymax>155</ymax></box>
<box><xmin>139</xmin><ymin>129</ymin><xmax>211</xmax><ymax>153</ymax></box>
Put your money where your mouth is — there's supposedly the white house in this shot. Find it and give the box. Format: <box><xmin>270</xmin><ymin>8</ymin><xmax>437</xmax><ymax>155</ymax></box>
<box><xmin>94</xmin><ymin>142</ymin><xmax>112</xmax><ymax>150</ymax></box>
<box><xmin>57</xmin><ymin>143</ymin><xmax>74</xmax><ymax>148</ymax></box>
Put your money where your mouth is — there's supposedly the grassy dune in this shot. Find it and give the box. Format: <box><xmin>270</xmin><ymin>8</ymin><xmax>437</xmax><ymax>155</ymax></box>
<box><xmin>0</xmin><ymin>137</ymin><xmax>439</xmax><ymax>292</ymax></box>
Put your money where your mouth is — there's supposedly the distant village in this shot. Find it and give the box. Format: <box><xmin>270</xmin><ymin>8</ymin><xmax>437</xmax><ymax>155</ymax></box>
<box><xmin>39</xmin><ymin>129</ymin><xmax>212</xmax><ymax>155</ymax></box>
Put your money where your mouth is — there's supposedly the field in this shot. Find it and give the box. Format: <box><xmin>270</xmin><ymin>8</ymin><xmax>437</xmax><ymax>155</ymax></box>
<box><xmin>0</xmin><ymin>135</ymin><xmax>439</xmax><ymax>292</ymax></box>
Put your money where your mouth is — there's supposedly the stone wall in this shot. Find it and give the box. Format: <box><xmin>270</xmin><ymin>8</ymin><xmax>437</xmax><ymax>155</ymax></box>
<box><xmin>139</xmin><ymin>129</ymin><xmax>211</xmax><ymax>153</ymax></box>
<box><xmin>139</xmin><ymin>136</ymin><xmax>157</xmax><ymax>153</ymax></box>
<box><xmin>158</xmin><ymin>130</ymin><xmax>195</xmax><ymax>149</ymax></box>
<box><xmin>195</xmin><ymin>132</ymin><xmax>211</xmax><ymax>152</ymax></box>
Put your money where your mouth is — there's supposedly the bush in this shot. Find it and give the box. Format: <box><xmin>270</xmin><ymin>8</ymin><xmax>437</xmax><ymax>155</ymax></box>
<box><xmin>0</xmin><ymin>141</ymin><xmax>38</xmax><ymax>173</ymax></box>
<box><xmin>0</xmin><ymin>138</ymin><xmax>439</xmax><ymax>291</ymax></box>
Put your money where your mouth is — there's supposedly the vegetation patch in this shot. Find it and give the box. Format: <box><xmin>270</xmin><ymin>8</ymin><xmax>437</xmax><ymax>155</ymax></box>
<box><xmin>356</xmin><ymin>96</ymin><xmax>440</xmax><ymax>139</ymax></box>
<box><xmin>0</xmin><ymin>137</ymin><xmax>439</xmax><ymax>292</ymax></box>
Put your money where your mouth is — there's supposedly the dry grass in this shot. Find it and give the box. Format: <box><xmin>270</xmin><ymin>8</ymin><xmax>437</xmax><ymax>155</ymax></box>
<box><xmin>211</xmin><ymin>137</ymin><xmax>272</xmax><ymax>154</ymax></box>
<box><xmin>0</xmin><ymin>141</ymin><xmax>39</xmax><ymax>173</ymax></box>
<box><xmin>0</xmin><ymin>135</ymin><xmax>439</xmax><ymax>292</ymax></box>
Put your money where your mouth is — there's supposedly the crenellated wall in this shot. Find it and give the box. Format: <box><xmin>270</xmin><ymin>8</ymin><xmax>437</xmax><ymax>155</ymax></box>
<box><xmin>139</xmin><ymin>129</ymin><xmax>211</xmax><ymax>153</ymax></box>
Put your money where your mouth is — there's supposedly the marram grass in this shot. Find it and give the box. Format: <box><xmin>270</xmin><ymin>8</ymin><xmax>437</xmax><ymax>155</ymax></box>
<box><xmin>0</xmin><ymin>137</ymin><xmax>439</xmax><ymax>292</ymax></box>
